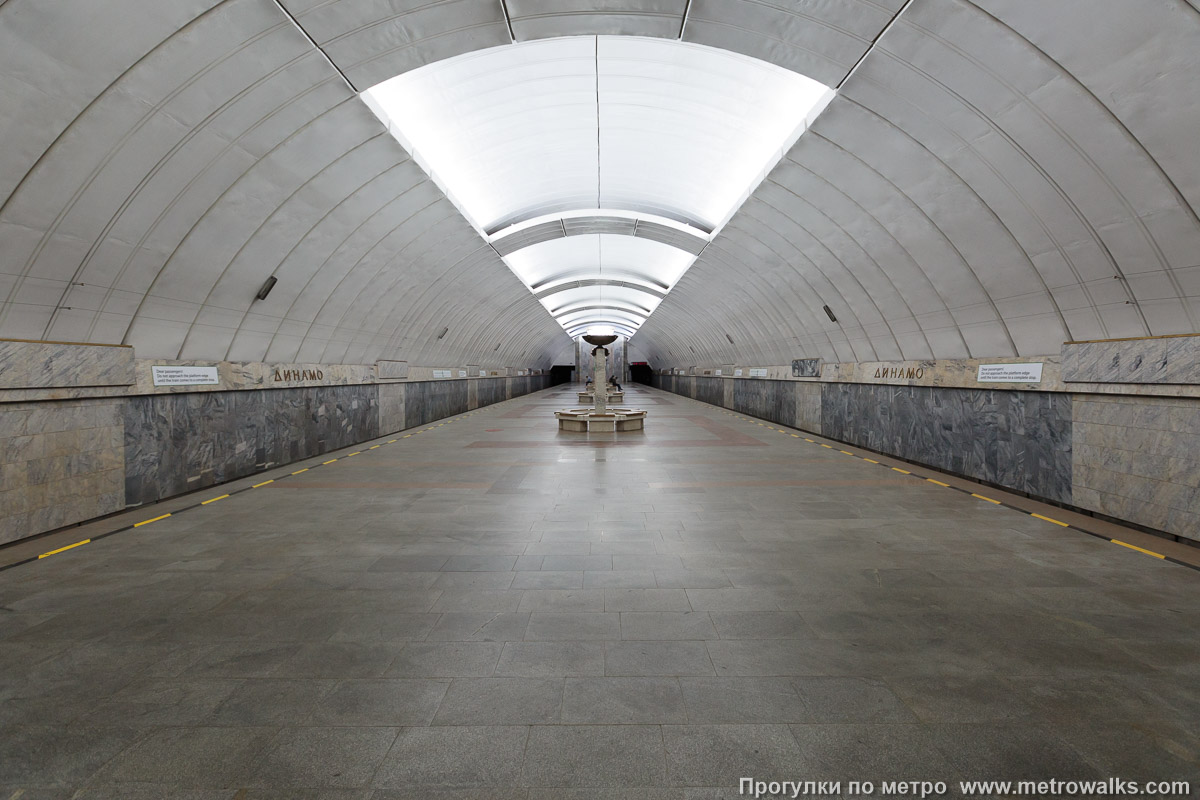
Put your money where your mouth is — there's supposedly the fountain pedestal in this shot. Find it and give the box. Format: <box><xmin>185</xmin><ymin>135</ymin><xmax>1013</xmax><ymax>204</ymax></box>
<box><xmin>556</xmin><ymin>335</ymin><xmax>646</xmax><ymax>432</ymax></box>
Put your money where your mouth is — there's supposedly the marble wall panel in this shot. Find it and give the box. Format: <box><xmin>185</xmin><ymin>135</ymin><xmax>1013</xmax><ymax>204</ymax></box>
<box><xmin>124</xmin><ymin>385</ymin><xmax>379</xmax><ymax>506</ymax></box>
<box><xmin>376</xmin><ymin>360</ymin><xmax>408</xmax><ymax>380</ymax></box>
<box><xmin>822</xmin><ymin>385</ymin><xmax>1073</xmax><ymax>504</ymax></box>
<box><xmin>477</xmin><ymin>378</ymin><xmax>507</xmax><ymax>408</ymax></box>
<box><xmin>694</xmin><ymin>377</ymin><xmax>724</xmax><ymax>407</ymax></box>
<box><xmin>403</xmin><ymin>380</ymin><xmax>468</xmax><ymax>430</ymax></box>
<box><xmin>378</xmin><ymin>383</ymin><xmax>406</xmax><ymax>434</ymax></box>
<box><xmin>1062</xmin><ymin>336</ymin><xmax>1200</xmax><ymax>384</ymax></box>
<box><xmin>1</xmin><ymin>399</ymin><xmax>125</xmax><ymax>544</ymax></box>
<box><xmin>796</xmin><ymin>383</ymin><xmax>822</xmax><ymax>434</ymax></box>
<box><xmin>0</xmin><ymin>340</ymin><xmax>134</xmax><ymax>389</ymax></box>
<box><xmin>732</xmin><ymin>379</ymin><xmax>796</xmax><ymax>428</ymax></box>
<box><xmin>1072</xmin><ymin>394</ymin><xmax>1200</xmax><ymax>541</ymax></box>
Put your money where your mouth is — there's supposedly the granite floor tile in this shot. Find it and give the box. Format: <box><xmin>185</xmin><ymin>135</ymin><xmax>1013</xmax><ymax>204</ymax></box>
<box><xmin>432</xmin><ymin>677</ymin><xmax>564</xmax><ymax>725</ymax></box>
<box><xmin>604</xmin><ymin>641</ymin><xmax>714</xmax><ymax>676</ymax></box>
<box><xmin>524</xmin><ymin>613</ymin><xmax>622</xmax><ymax>641</ymax></box>
<box><xmin>620</xmin><ymin>612</ymin><xmax>719</xmax><ymax>640</ymax></box>
<box><xmin>309</xmin><ymin>679</ymin><xmax>449</xmax><ymax>726</ymax></box>
<box><xmin>561</xmin><ymin>677</ymin><xmax>687</xmax><ymax>723</ymax></box>
<box><xmin>678</xmin><ymin>678</ymin><xmax>809</xmax><ymax>724</ymax></box>
<box><xmin>374</xmin><ymin>726</ymin><xmax>529</xmax><ymax>788</ymax></box>
<box><xmin>495</xmin><ymin>641</ymin><xmax>607</xmax><ymax>677</ymax></box>
<box><xmin>246</xmin><ymin>727</ymin><xmax>398</xmax><ymax>788</ymax></box>
<box><xmin>93</xmin><ymin>726</ymin><xmax>277</xmax><ymax>787</ymax></box>
<box><xmin>0</xmin><ymin>725</ymin><xmax>143</xmax><ymax>787</ymax></box>
<box><xmin>386</xmin><ymin>642</ymin><xmax>503</xmax><ymax>677</ymax></box>
<box><xmin>523</xmin><ymin>725</ymin><xmax>667</xmax><ymax>788</ymax></box>
<box><xmin>511</xmin><ymin>571</ymin><xmax>585</xmax><ymax>590</ymax></box>
<box><xmin>425</xmin><ymin>613</ymin><xmax>531</xmax><ymax>642</ymax></box>
<box><xmin>662</xmin><ymin>724</ymin><xmax>807</xmax><ymax>788</ymax></box>
<box><xmin>604</xmin><ymin>588</ymin><xmax>692</xmax><ymax>612</ymax></box>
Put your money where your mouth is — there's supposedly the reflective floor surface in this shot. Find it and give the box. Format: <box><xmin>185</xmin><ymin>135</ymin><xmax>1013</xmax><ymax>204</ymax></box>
<box><xmin>2</xmin><ymin>384</ymin><xmax>1198</xmax><ymax>798</ymax></box>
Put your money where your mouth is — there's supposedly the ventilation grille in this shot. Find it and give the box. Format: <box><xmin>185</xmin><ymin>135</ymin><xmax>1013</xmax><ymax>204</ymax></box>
<box><xmin>563</xmin><ymin>216</ymin><xmax>637</xmax><ymax>236</ymax></box>
<box><xmin>633</xmin><ymin>221</ymin><xmax>707</xmax><ymax>255</ymax></box>
<box><xmin>491</xmin><ymin>221</ymin><xmax>564</xmax><ymax>256</ymax></box>
<box><xmin>490</xmin><ymin>215</ymin><xmax>707</xmax><ymax>256</ymax></box>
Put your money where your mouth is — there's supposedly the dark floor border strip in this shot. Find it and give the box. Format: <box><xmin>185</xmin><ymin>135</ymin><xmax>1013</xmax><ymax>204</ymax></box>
<box><xmin>690</xmin><ymin>398</ymin><xmax>1200</xmax><ymax>575</ymax></box>
<box><xmin>0</xmin><ymin>400</ymin><xmax>512</xmax><ymax>573</ymax></box>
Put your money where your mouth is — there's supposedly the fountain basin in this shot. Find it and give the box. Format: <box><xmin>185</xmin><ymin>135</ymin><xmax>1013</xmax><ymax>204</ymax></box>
<box><xmin>556</xmin><ymin>408</ymin><xmax>646</xmax><ymax>432</ymax></box>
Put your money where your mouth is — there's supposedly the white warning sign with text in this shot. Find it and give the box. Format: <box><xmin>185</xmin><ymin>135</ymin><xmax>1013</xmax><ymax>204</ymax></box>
<box><xmin>976</xmin><ymin>363</ymin><xmax>1043</xmax><ymax>384</ymax></box>
<box><xmin>151</xmin><ymin>366</ymin><xmax>220</xmax><ymax>386</ymax></box>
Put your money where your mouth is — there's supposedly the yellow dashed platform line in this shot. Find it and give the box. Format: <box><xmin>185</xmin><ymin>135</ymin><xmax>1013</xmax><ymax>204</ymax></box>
<box><xmin>39</xmin><ymin>540</ymin><xmax>90</xmax><ymax>558</ymax></box>
<box><xmin>252</xmin><ymin>480</ymin><xmax>274</xmax><ymax>488</ymax></box>
<box><xmin>891</xmin><ymin>467</ymin><xmax>911</xmax><ymax>474</ymax></box>
<box><xmin>971</xmin><ymin>493</ymin><xmax>1000</xmax><ymax>504</ymax></box>
<box><xmin>291</xmin><ymin>468</ymin><xmax>309</xmax><ymax>475</ymax></box>
<box><xmin>133</xmin><ymin>513</ymin><xmax>171</xmax><ymax>527</ymax></box>
<box><xmin>1031</xmin><ymin>512</ymin><xmax>1069</xmax><ymax>527</ymax></box>
<box><xmin>840</xmin><ymin>450</ymin><xmax>854</xmax><ymax>455</ymax></box>
<box><xmin>863</xmin><ymin>458</ymin><xmax>880</xmax><ymax>464</ymax></box>
<box><xmin>322</xmin><ymin>459</ymin><xmax>338</xmax><ymax>465</ymax></box>
<box><xmin>1112</xmin><ymin>540</ymin><xmax>1165</xmax><ymax>559</ymax></box>
<box><xmin>926</xmin><ymin>479</ymin><xmax>950</xmax><ymax>487</ymax></box>
<box><xmin>200</xmin><ymin>494</ymin><xmax>229</xmax><ymax>505</ymax></box>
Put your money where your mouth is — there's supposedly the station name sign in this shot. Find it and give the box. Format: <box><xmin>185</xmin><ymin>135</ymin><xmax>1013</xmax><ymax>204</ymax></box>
<box><xmin>873</xmin><ymin>365</ymin><xmax>925</xmax><ymax>380</ymax></box>
<box><xmin>273</xmin><ymin>367</ymin><xmax>324</xmax><ymax>381</ymax></box>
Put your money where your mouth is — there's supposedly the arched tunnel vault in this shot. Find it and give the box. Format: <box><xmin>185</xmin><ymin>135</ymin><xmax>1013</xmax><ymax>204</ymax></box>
<box><xmin>0</xmin><ymin>0</ymin><xmax>1198</xmax><ymax>371</ymax></box>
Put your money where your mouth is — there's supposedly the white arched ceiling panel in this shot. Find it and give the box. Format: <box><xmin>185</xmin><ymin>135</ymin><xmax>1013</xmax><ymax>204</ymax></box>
<box><xmin>0</xmin><ymin>0</ymin><xmax>568</xmax><ymax>368</ymax></box>
<box><xmin>635</xmin><ymin>0</ymin><xmax>1200</xmax><ymax>367</ymax></box>
<box><xmin>363</xmin><ymin>34</ymin><xmax>833</xmax><ymax>336</ymax></box>
<box><xmin>2</xmin><ymin>0</ymin><xmax>1198</xmax><ymax>374</ymax></box>
<box><xmin>365</xmin><ymin>35</ymin><xmax>831</xmax><ymax>233</ymax></box>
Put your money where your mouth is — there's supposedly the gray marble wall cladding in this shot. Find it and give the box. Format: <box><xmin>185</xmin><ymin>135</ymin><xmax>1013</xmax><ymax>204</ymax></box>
<box><xmin>733</xmin><ymin>378</ymin><xmax>797</xmax><ymax>428</ymax></box>
<box><xmin>822</xmin><ymin>385</ymin><xmax>1073</xmax><ymax>504</ymax></box>
<box><xmin>477</xmin><ymin>377</ymin><xmax>508</xmax><ymax>408</ymax></box>
<box><xmin>378</xmin><ymin>383</ymin><xmax>406</xmax><ymax>434</ymax></box>
<box><xmin>1062</xmin><ymin>336</ymin><xmax>1200</xmax><ymax>384</ymax></box>
<box><xmin>694</xmin><ymin>377</ymin><xmax>724</xmax><ymax>407</ymax></box>
<box><xmin>1</xmin><ymin>399</ymin><xmax>125</xmax><ymax>544</ymax></box>
<box><xmin>650</xmin><ymin>376</ymin><xmax>1072</xmax><ymax>506</ymax></box>
<box><xmin>0</xmin><ymin>340</ymin><xmax>134</xmax><ymax>389</ymax></box>
<box><xmin>402</xmin><ymin>380</ymin><xmax>468</xmax><ymax>429</ymax></box>
<box><xmin>796</xmin><ymin>382</ymin><xmax>822</xmax><ymax>434</ymax></box>
<box><xmin>124</xmin><ymin>386</ymin><xmax>380</xmax><ymax>507</ymax></box>
<box><xmin>1072</xmin><ymin>395</ymin><xmax>1200</xmax><ymax>541</ymax></box>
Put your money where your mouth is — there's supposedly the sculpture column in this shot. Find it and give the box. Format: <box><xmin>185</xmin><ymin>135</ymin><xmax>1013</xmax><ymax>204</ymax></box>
<box><xmin>593</xmin><ymin>346</ymin><xmax>608</xmax><ymax>414</ymax></box>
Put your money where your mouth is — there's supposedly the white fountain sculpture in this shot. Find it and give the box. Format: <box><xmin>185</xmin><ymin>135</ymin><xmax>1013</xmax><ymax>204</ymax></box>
<box><xmin>556</xmin><ymin>335</ymin><xmax>646</xmax><ymax>432</ymax></box>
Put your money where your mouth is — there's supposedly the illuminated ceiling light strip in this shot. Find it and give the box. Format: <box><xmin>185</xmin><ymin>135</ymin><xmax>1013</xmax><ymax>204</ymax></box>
<box><xmin>362</xmin><ymin>36</ymin><xmax>834</xmax><ymax>337</ymax></box>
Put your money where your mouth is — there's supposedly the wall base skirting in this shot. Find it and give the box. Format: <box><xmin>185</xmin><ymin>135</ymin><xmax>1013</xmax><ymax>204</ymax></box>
<box><xmin>646</xmin><ymin>374</ymin><xmax>1200</xmax><ymax>545</ymax></box>
<box><xmin>0</xmin><ymin>375</ymin><xmax>556</xmax><ymax>547</ymax></box>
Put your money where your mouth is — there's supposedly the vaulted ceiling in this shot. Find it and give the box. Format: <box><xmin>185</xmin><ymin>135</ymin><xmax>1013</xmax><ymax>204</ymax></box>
<box><xmin>1</xmin><ymin>0</ymin><xmax>1197</xmax><ymax>369</ymax></box>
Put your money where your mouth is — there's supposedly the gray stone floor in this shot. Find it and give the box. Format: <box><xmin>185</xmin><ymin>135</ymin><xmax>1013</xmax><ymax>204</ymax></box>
<box><xmin>1</xmin><ymin>384</ymin><xmax>1199</xmax><ymax>798</ymax></box>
